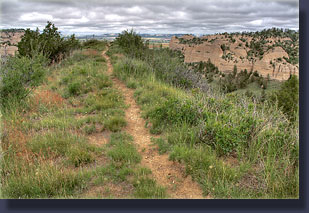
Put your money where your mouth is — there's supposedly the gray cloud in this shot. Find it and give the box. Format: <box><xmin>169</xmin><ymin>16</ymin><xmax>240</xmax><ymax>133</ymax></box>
<box><xmin>0</xmin><ymin>0</ymin><xmax>299</xmax><ymax>35</ymax></box>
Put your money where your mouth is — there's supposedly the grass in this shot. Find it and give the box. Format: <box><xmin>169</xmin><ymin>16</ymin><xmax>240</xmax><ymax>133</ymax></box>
<box><xmin>109</xmin><ymin>50</ymin><xmax>299</xmax><ymax>199</ymax></box>
<box><xmin>230</xmin><ymin>79</ymin><xmax>283</xmax><ymax>97</ymax></box>
<box><xmin>151</xmin><ymin>137</ymin><xmax>171</xmax><ymax>154</ymax></box>
<box><xmin>83</xmin><ymin>132</ymin><xmax>166</xmax><ymax>198</ymax></box>
<box><xmin>107</xmin><ymin>132</ymin><xmax>141</xmax><ymax>165</ymax></box>
<box><xmin>133</xmin><ymin>177</ymin><xmax>167</xmax><ymax>198</ymax></box>
<box><xmin>104</xmin><ymin>116</ymin><xmax>127</xmax><ymax>132</ymax></box>
<box><xmin>2</xmin><ymin>162</ymin><xmax>89</xmax><ymax>198</ymax></box>
<box><xmin>1</xmin><ymin>48</ymin><xmax>166</xmax><ymax>199</ymax></box>
<box><xmin>132</xmin><ymin>167</ymin><xmax>167</xmax><ymax>198</ymax></box>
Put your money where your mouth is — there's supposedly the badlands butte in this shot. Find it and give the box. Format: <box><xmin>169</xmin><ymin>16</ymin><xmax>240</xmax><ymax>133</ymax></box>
<box><xmin>169</xmin><ymin>29</ymin><xmax>299</xmax><ymax>81</ymax></box>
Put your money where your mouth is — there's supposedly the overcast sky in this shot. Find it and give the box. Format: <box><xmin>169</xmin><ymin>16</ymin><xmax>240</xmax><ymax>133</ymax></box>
<box><xmin>0</xmin><ymin>0</ymin><xmax>299</xmax><ymax>35</ymax></box>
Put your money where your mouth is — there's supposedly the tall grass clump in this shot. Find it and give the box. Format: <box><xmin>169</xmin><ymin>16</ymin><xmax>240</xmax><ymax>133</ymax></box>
<box><xmin>2</xmin><ymin>161</ymin><xmax>87</xmax><ymax>198</ymax></box>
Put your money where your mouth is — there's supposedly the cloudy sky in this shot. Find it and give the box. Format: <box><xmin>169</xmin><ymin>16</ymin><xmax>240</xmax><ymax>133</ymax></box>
<box><xmin>0</xmin><ymin>0</ymin><xmax>299</xmax><ymax>35</ymax></box>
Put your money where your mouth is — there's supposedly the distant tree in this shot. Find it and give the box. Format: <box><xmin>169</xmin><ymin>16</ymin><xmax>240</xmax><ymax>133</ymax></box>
<box><xmin>220</xmin><ymin>44</ymin><xmax>226</xmax><ymax>51</ymax></box>
<box><xmin>233</xmin><ymin>65</ymin><xmax>237</xmax><ymax>77</ymax></box>
<box><xmin>18</xmin><ymin>21</ymin><xmax>80</xmax><ymax>62</ymax></box>
<box><xmin>114</xmin><ymin>29</ymin><xmax>146</xmax><ymax>58</ymax></box>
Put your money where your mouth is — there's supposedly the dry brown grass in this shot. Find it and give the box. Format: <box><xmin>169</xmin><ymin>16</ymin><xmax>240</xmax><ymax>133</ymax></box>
<box><xmin>82</xmin><ymin>49</ymin><xmax>99</xmax><ymax>56</ymax></box>
<box><xmin>2</xmin><ymin>120</ymin><xmax>40</xmax><ymax>166</ymax></box>
<box><xmin>33</xmin><ymin>90</ymin><xmax>64</xmax><ymax>107</ymax></box>
<box><xmin>149</xmin><ymin>43</ymin><xmax>169</xmax><ymax>49</ymax></box>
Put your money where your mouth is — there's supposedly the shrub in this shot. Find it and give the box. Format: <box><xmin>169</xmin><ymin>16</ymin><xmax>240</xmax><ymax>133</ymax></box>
<box><xmin>147</xmin><ymin>97</ymin><xmax>206</xmax><ymax>129</ymax></box>
<box><xmin>68</xmin><ymin>146</ymin><xmax>94</xmax><ymax>167</ymax></box>
<box><xmin>220</xmin><ymin>44</ymin><xmax>227</xmax><ymax>51</ymax></box>
<box><xmin>68</xmin><ymin>82</ymin><xmax>82</xmax><ymax>96</ymax></box>
<box><xmin>271</xmin><ymin>75</ymin><xmax>299</xmax><ymax>121</ymax></box>
<box><xmin>18</xmin><ymin>21</ymin><xmax>80</xmax><ymax>62</ymax></box>
<box><xmin>104</xmin><ymin>116</ymin><xmax>127</xmax><ymax>132</ymax></box>
<box><xmin>113</xmin><ymin>29</ymin><xmax>146</xmax><ymax>58</ymax></box>
<box><xmin>0</xmin><ymin>55</ymin><xmax>47</xmax><ymax>108</ymax></box>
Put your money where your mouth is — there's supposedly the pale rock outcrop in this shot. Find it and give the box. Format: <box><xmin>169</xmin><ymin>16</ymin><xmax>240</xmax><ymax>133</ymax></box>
<box><xmin>169</xmin><ymin>34</ymin><xmax>298</xmax><ymax>81</ymax></box>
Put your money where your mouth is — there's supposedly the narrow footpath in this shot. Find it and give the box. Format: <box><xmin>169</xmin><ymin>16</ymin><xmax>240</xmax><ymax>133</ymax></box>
<box><xmin>102</xmin><ymin>50</ymin><xmax>207</xmax><ymax>199</ymax></box>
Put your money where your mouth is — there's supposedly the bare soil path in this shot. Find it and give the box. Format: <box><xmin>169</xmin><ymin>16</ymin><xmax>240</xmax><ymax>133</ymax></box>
<box><xmin>102</xmin><ymin>49</ymin><xmax>207</xmax><ymax>199</ymax></box>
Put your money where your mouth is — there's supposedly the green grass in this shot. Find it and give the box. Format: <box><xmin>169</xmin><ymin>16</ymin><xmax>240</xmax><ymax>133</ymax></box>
<box><xmin>110</xmin><ymin>53</ymin><xmax>299</xmax><ymax>199</ymax></box>
<box><xmin>2</xmin><ymin>163</ymin><xmax>90</xmax><ymax>198</ymax></box>
<box><xmin>230</xmin><ymin>79</ymin><xmax>282</xmax><ymax>97</ymax></box>
<box><xmin>104</xmin><ymin>116</ymin><xmax>127</xmax><ymax>132</ymax></box>
<box><xmin>107</xmin><ymin>132</ymin><xmax>141</xmax><ymax>165</ymax></box>
<box><xmin>83</xmin><ymin>124</ymin><xmax>96</xmax><ymax>135</ymax></box>
<box><xmin>28</xmin><ymin>131</ymin><xmax>101</xmax><ymax>168</ymax></box>
<box><xmin>1</xmin><ymin>51</ymin><xmax>111</xmax><ymax>198</ymax></box>
<box><xmin>151</xmin><ymin>137</ymin><xmax>171</xmax><ymax>154</ymax></box>
<box><xmin>60</xmin><ymin>62</ymin><xmax>112</xmax><ymax>98</ymax></box>
<box><xmin>133</xmin><ymin>177</ymin><xmax>167</xmax><ymax>198</ymax></box>
<box><xmin>1</xmin><ymin>49</ymin><xmax>167</xmax><ymax>199</ymax></box>
<box><xmin>87</xmin><ymin>132</ymin><xmax>166</xmax><ymax>198</ymax></box>
<box><xmin>132</xmin><ymin>167</ymin><xmax>167</xmax><ymax>199</ymax></box>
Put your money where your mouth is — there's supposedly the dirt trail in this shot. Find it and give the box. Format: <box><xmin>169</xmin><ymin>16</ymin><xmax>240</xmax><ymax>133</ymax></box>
<box><xmin>102</xmin><ymin>50</ymin><xmax>207</xmax><ymax>199</ymax></box>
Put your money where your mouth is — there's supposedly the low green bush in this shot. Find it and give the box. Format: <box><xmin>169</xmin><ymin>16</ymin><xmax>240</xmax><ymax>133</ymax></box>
<box><xmin>147</xmin><ymin>97</ymin><xmax>205</xmax><ymax>127</ymax></box>
<box><xmin>0</xmin><ymin>54</ymin><xmax>48</xmax><ymax>108</ymax></box>
<box><xmin>270</xmin><ymin>75</ymin><xmax>299</xmax><ymax>122</ymax></box>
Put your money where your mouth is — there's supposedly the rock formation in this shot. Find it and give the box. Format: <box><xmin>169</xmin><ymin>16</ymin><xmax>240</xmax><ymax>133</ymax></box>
<box><xmin>169</xmin><ymin>32</ymin><xmax>299</xmax><ymax>81</ymax></box>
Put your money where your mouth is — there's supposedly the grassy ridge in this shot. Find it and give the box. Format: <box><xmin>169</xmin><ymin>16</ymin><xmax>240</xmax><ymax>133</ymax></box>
<box><xmin>1</xmin><ymin>49</ymin><xmax>166</xmax><ymax>198</ymax></box>
<box><xmin>109</xmin><ymin>46</ymin><xmax>298</xmax><ymax>198</ymax></box>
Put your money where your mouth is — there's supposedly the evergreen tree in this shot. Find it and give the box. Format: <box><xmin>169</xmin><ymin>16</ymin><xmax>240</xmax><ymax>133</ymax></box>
<box><xmin>17</xmin><ymin>21</ymin><xmax>80</xmax><ymax>62</ymax></box>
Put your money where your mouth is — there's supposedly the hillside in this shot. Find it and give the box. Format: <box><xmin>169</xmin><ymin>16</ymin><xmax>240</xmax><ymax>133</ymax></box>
<box><xmin>169</xmin><ymin>29</ymin><xmax>299</xmax><ymax>81</ymax></box>
<box><xmin>0</xmin><ymin>26</ymin><xmax>299</xmax><ymax>199</ymax></box>
<box><xmin>0</xmin><ymin>29</ymin><xmax>25</xmax><ymax>57</ymax></box>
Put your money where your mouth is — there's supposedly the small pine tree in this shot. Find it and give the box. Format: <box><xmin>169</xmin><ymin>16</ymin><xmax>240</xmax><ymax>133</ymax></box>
<box><xmin>233</xmin><ymin>65</ymin><xmax>237</xmax><ymax>77</ymax></box>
